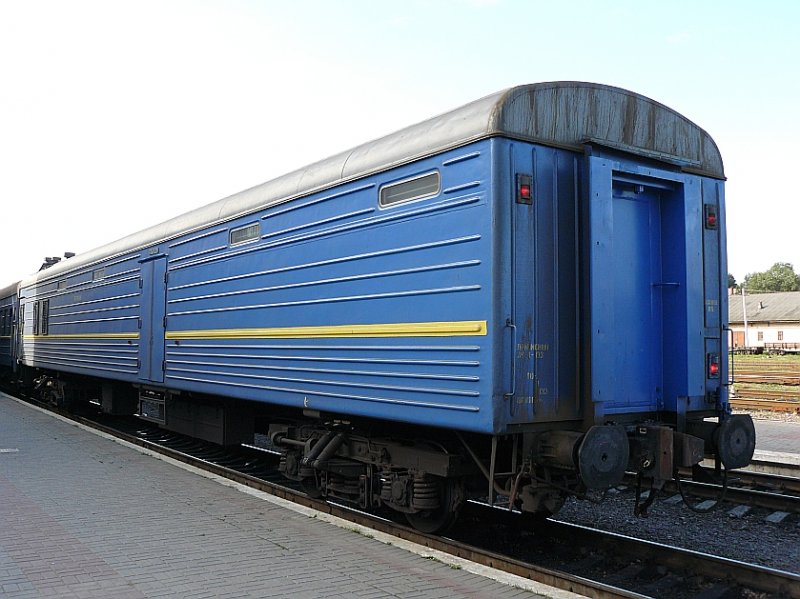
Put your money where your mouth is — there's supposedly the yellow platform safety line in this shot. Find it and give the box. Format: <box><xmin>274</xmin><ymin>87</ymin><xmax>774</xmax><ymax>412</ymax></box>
<box><xmin>23</xmin><ymin>333</ymin><xmax>140</xmax><ymax>340</ymax></box>
<box><xmin>165</xmin><ymin>320</ymin><xmax>488</xmax><ymax>340</ymax></box>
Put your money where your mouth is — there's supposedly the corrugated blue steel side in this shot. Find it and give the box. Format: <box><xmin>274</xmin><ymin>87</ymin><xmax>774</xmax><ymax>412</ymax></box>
<box><xmin>494</xmin><ymin>141</ymin><xmax>581</xmax><ymax>427</ymax></box>
<box><xmin>163</xmin><ymin>142</ymin><xmax>499</xmax><ymax>433</ymax></box>
<box><xmin>20</xmin><ymin>254</ymin><xmax>142</xmax><ymax>379</ymax></box>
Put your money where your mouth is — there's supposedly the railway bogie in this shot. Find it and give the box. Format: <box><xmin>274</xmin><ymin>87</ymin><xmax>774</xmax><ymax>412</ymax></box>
<box><xmin>0</xmin><ymin>82</ymin><xmax>756</xmax><ymax>532</ymax></box>
<box><xmin>268</xmin><ymin>419</ymin><xmax>474</xmax><ymax>530</ymax></box>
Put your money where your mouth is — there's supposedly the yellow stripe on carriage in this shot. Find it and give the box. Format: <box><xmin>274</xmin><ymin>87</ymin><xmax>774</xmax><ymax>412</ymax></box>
<box><xmin>165</xmin><ymin>320</ymin><xmax>487</xmax><ymax>340</ymax></box>
<box><xmin>23</xmin><ymin>333</ymin><xmax>140</xmax><ymax>340</ymax></box>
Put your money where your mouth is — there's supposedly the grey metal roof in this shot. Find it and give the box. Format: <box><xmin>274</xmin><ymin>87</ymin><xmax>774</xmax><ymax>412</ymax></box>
<box><xmin>0</xmin><ymin>282</ymin><xmax>19</xmax><ymax>300</ymax></box>
<box><xmin>729</xmin><ymin>291</ymin><xmax>800</xmax><ymax>324</ymax></box>
<box><xmin>22</xmin><ymin>82</ymin><xmax>724</xmax><ymax>288</ymax></box>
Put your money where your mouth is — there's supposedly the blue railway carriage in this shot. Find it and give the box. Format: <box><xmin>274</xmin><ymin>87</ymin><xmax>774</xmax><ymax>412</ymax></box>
<box><xmin>14</xmin><ymin>82</ymin><xmax>755</xmax><ymax>531</ymax></box>
<box><xmin>0</xmin><ymin>282</ymin><xmax>19</xmax><ymax>378</ymax></box>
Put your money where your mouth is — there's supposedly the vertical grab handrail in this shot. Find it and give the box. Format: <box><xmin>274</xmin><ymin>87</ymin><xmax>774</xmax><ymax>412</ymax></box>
<box><xmin>724</xmin><ymin>325</ymin><xmax>735</xmax><ymax>387</ymax></box>
<box><xmin>505</xmin><ymin>320</ymin><xmax>517</xmax><ymax>399</ymax></box>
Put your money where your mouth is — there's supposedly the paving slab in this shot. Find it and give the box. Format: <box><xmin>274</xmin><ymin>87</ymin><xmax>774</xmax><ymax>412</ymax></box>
<box><xmin>752</xmin><ymin>419</ymin><xmax>800</xmax><ymax>455</ymax></box>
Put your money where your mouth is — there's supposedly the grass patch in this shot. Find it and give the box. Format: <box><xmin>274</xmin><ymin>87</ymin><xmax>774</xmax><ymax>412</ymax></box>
<box><xmin>424</xmin><ymin>555</ymin><xmax>462</xmax><ymax>569</ymax></box>
<box><xmin>347</xmin><ymin>526</ymin><xmax>374</xmax><ymax>539</ymax></box>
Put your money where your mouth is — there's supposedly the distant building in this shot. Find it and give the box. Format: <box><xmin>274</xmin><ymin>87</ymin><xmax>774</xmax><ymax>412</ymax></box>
<box><xmin>728</xmin><ymin>291</ymin><xmax>800</xmax><ymax>352</ymax></box>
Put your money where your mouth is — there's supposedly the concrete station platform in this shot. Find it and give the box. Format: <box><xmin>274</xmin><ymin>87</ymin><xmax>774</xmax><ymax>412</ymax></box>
<box><xmin>752</xmin><ymin>417</ymin><xmax>800</xmax><ymax>455</ymax></box>
<box><xmin>0</xmin><ymin>394</ymin><xmax>566</xmax><ymax>599</ymax></box>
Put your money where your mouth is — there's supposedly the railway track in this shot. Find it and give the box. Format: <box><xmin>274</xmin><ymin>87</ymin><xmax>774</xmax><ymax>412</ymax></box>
<box><xmin>7</xmin><ymin>391</ymin><xmax>799</xmax><ymax>599</ymax></box>
<box><xmin>733</xmin><ymin>373</ymin><xmax>800</xmax><ymax>385</ymax></box>
<box><xmin>733</xmin><ymin>385</ymin><xmax>800</xmax><ymax>399</ymax></box>
<box><xmin>633</xmin><ymin>466</ymin><xmax>800</xmax><ymax>515</ymax></box>
<box><xmin>727</xmin><ymin>359</ymin><xmax>800</xmax><ymax>412</ymax></box>
<box><xmin>730</xmin><ymin>397</ymin><xmax>800</xmax><ymax>413</ymax></box>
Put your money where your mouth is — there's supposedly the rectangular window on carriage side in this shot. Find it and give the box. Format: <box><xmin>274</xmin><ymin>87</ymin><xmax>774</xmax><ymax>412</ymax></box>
<box><xmin>229</xmin><ymin>222</ymin><xmax>260</xmax><ymax>246</ymax></box>
<box><xmin>379</xmin><ymin>171</ymin><xmax>440</xmax><ymax>208</ymax></box>
<box><xmin>41</xmin><ymin>299</ymin><xmax>50</xmax><ymax>336</ymax></box>
<box><xmin>33</xmin><ymin>302</ymin><xmax>40</xmax><ymax>336</ymax></box>
<box><xmin>778</xmin><ymin>331</ymin><xmax>784</xmax><ymax>341</ymax></box>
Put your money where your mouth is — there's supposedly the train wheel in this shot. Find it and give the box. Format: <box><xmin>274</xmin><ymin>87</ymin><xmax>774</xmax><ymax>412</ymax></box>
<box><xmin>405</xmin><ymin>477</ymin><xmax>464</xmax><ymax>534</ymax></box>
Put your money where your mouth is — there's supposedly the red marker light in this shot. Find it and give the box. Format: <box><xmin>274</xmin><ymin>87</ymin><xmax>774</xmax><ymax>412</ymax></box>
<box><xmin>707</xmin><ymin>353</ymin><xmax>720</xmax><ymax>379</ymax></box>
<box><xmin>704</xmin><ymin>204</ymin><xmax>718</xmax><ymax>230</ymax></box>
<box><xmin>516</xmin><ymin>174</ymin><xmax>533</xmax><ymax>205</ymax></box>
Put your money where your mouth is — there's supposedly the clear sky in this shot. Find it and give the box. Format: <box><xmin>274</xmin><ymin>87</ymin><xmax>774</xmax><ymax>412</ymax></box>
<box><xmin>1</xmin><ymin>0</ymin><xmax>798</xmax><ymax>285</ymax></box>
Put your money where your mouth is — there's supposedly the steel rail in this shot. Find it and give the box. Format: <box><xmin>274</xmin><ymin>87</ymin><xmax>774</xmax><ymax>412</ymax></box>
<box><xmin>734</xmin><ymin>374</ymin><xmax>800</xmax><ymax>385</ymax></box>
<box><xmin>725</xmin><ymin>468</ymin><xmax>800</xmax><ymax>494</ymax></box>
<box><xmin>660</xmin><ymin>477</ymin><xmax>800</xmax><ymax>513</ymax></box>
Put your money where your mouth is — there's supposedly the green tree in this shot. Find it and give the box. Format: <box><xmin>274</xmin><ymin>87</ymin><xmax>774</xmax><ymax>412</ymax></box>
<box><xmin>742</xmin><ymin>262</ymin><xmax>800</xmax><ymax>292</ymax></box>
<box><xmin>727</xmin><ymin>273</ymin><xmax>737</xmax><ymax>289</ymax></box>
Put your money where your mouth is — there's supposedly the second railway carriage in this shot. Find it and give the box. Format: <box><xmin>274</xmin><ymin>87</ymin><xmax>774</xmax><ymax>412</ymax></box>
<box><xmin>0</xmin><ymin>282</ymin><xmax>19</xmax><ymax>378</ymax></box>
<box><xmin>15</xmin><ymin>82</ymin><xmax>755</xmax><ymax>531</ymax></box>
